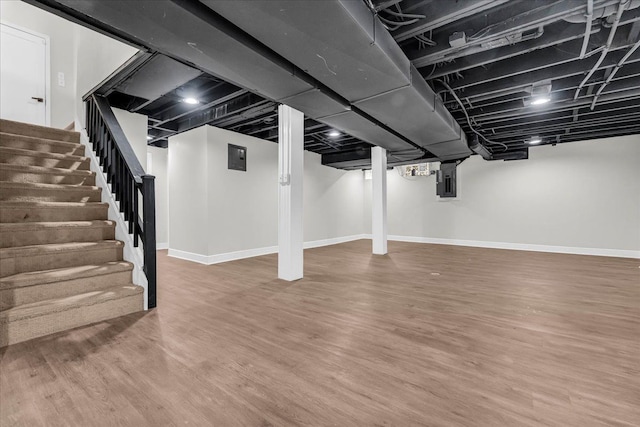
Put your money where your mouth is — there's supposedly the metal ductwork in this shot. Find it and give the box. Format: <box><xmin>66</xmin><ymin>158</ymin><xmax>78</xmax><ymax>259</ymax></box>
<box><xmin>201</xmin><ymin>0</ymin><xmax>471</xmax><ymax>162</ymax></box>
<box><xmin>34</xmin><ymin>0</ymin><xmax>471</xmax><ymax>163</ymax></box>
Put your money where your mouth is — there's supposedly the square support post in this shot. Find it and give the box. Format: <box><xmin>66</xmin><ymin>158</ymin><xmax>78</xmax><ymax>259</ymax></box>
<box><xmin>371</xmin><ymin>146</ymin><xmax>387</xmax><ymax>255</ymax></box>
<box><xmin>278</xmin><ymin>104</ymin><xmax>304</xmax><ymax>280</ymax></box>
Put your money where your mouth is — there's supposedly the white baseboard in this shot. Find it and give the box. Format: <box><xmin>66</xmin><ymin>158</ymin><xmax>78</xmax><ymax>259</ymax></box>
<box><xmin>168</xmin><ymin>234</ymin><xmax>369</xmax><ymax>265</ymax></box>
<box><xmin>387</xmin><ymin>235</ymin><xmax>640</xmax><ymax>259</ymax></box>
<box><xmin>168</xmin><ymin>234</ymin><xmax>638</xmax><ymax>264</ymax></box>
<box><xmin>156</xmin><ymin>243</ymin><xmax>169</xmax><ymax>250</ymax></box>
<box><xmin>303</xmin><ymin>234</ymin><xmax>370</xmax><ymax>249</ymax></box>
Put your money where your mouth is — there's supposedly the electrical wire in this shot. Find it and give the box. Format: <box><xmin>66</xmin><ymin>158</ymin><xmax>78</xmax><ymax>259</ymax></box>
<box><xmin>434</xmin><ymin>79</ymin><xmax>509</xmax><ymax>152</ymax></box>
<box><xmin>378</xmin><ymin>15</ymin><xmax>420</xmax><ymax>27</ymax></box>
<box><xmin>415</xmin><ymin>34</ymin><xmax>436</xmax><ymax>46</ymax></box>
<box><xmin>383</xmin><ymin>9</ymin><xmax>426</xmax><ymax>19</ymax></box>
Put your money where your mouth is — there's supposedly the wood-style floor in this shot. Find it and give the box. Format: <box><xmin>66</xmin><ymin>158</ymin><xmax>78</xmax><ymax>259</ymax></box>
<box><xmin>1</xmin><ymin>240</ymin><xmax>639</xmax><ymax>426</ymax></box>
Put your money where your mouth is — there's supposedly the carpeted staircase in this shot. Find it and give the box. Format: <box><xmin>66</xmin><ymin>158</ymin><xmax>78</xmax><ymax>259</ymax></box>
<box><xmin>0</xmin><ymin>119</ymin><xmax>143</xmax><ymax>347</ymax></box>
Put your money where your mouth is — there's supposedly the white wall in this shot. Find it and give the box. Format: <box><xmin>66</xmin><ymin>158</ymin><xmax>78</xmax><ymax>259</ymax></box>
<box><xmin>365</xmin><ymin>135</ymin><xmax>640</xmax><ymax>257</ymax></box>
<box><xmin>1</xmin><ymin>0</ymin><xmax>76</xmax><ymax>128</ymax></box>
<box><xmin>111</xmin><ymin>108</ymin><xmax>169</xmax><ymax>247</ymax></box>
<box><xmin>148</xmin><ymin>147</ymin><xmax>169</xmax><ymax>247</ymax></box>
<box><xmin>112</xmin><ymin>108</ymin><xmax>148</xmax><ymax>163</ymax></box>
<box><xmin>73</xmin><ymin>27</ymin><xmax>137</xmax><ymax>122</ymax></box>
<box><xmin>0</xmin><ymin>0</ymin><xmax>138</xmax><ymax>127</ymax></box>
<box><xmin>168</xmin><ymin>126</ymin><xmax>209</xmax><ymax>255</ymax></box>
<box><xmin>205</xmin><ymin>126</ymin><xmax>279</xmax><ymax>255</ymax></box>
<box><xmin>168</xmin><ymin>125</ymin><xmax>365</xmax><ymax>262</ymax></box>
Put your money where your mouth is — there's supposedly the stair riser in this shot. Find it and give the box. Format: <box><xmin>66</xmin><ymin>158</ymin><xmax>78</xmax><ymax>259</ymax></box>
<box><xmin>0</xmin><ymin>206</ymin><xmax>108</xmax><ymax>223</ymax></box>
<box><xmin>0</xmin><ymin>187</ymin><xmax>102</xmax><ymax>202</ymax></box>
<box><xmin>0</xmin><ymin>226</ymin><xmax>115</xmax><ymax>248</ymax></box>
<box><xmin>0</xmin><ymin>169</ymin><xmax>95</xmax><ymax>186</ymax></box>
<box><xmin>0</xmin><ymin>292</ymin><xmax>142</xmax><ymax>347</ymax></box>
<box><xmin>0</xmin><ymin>120</ymin><xmax>80</xmax><ymax>143</ymax></box>
<box><xmin>0</xmin><ymin>247</ymin><xmax>123</xmax><ymax>278</ymax></box>
<box><xmin>0</xmin><ymin>137</ymin><xmax>85</xmax><ymax>156</ymax></box>
<box><xmin>0</xmin><ymin>152</ymin><xmax>90</xmax><ymax>170</ymax></box>
<box><xmin>0</xmin><ymin>270</ymin><xmax>132</xmax><ymax>310</ymax></box>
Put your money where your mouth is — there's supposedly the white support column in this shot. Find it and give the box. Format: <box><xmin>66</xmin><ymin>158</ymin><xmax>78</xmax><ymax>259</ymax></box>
<box><xmin>278</xmin><ymin>104</ymin><xmax>304</xmax><ymax>281</ymax></box>
<box><xmin>371</xmin><ymin>146</ymin><xmax>388</xmax><ymax>255</ymax></box>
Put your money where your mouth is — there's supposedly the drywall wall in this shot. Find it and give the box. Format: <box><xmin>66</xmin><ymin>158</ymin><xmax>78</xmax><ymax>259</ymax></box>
<box><xmin>1</xmin><ymin>0</ymin><xmax>76</xmax><ymax>128</ymax></box>
<box><xmin>110</xmin><ymin>108</ymin><xmax>169</xmax><ymax>247</ymax></box>
<box><xmin>73</xmin><ymin>26</ymin><xmax>137</xmax><ymax>122</ymax></box>
<box><xmin>112</xmin><ymin>108</ymin><xmax>148</xmax><ymax>166</ymax></box>
<box><xmin>0</xmin><ymin>0</ymin><xmax>138</xmax><ymax>126</ymax></box>
<box><xmin>304</xmin><ymin>149</ymin><xmax>366</xmax><ymax>243</ymax></box>
<box><xmin>168</xmin><ymin>125</ymin><xmax>365</xmax><ymax>261</ymax></box>
<box><xmin>168</xmin><ymin>126</ymin><xmax>209</xmax><ymax>256</ymax></box>
<box><xmin>205</xmin><ymin>126</ymin><xmax>279</xmax><ymax>256</ymax></box>
<box><xmin>364</xmin><ymin>135</ymin><xmax>640</xmax><ymax>256</ymax></box>
<box><xmin>148</xmin><ymin>146</ymin><xmax>169</xmax><ymax>247</ymax></box>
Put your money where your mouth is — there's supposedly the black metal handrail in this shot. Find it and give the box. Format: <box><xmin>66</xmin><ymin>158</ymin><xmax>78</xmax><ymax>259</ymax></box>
<box><xmin>85</xmin><ymin>94</ymin><xmax>157</xmax><ymax>308</ymax></box>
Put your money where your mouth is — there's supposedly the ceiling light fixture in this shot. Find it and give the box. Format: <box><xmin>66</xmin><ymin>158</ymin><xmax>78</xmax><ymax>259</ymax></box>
<box><xmin>531</xmin><ymin>96</ymin><xmax>551</xmax><ymax>105</ymax></box>
<box><xmin>529</xmin><ymin>81</ymin><xmax>552</xmax><ymax>107</ymax></box>
<box><xmin>146</xmin><ymin>136</ymin><xmax>153</xmax><ymax>140</ymax></box>
<box><xmin>528</xmin><ymin>136</ymin><xmax>542</xmax><ymax>144</ymax></box>
<box><xmin>328</xmin><ymin>130</ymin><xmax>341</xmax><ymax>138</ymax></box>
<box><xmin>183</xmin><ymin>97</ymin><xmax>200</xmax><ymax>105</ymax></box>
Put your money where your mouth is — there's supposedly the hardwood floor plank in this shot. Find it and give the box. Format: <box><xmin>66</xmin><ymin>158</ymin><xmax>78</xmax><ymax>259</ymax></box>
<box><xmin>1</xmin><ymin>240</ymin><xmax>638</xmax><ymax>426</ymax></box>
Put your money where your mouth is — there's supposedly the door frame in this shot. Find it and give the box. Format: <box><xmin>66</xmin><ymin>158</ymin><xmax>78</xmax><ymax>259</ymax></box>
<box><xmin>0</xmin><ymin>21</ymin><xmax>51</xmax><ymax>126</ymax></box>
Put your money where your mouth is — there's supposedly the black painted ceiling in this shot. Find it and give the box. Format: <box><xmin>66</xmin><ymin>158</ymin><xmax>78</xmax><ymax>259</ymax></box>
<box><xmin>103</xmin><ymin>52</ymin><xmax>371</xmax><ymax>156</ymax></box>
<box><xmin>29</xmin><ymin>0</ymin><xmax>640</xmax><ymax>167</ymax></box>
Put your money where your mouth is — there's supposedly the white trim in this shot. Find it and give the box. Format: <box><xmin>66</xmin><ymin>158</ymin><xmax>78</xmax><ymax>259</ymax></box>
<box><xmin>156</xmin><ymin>243</ymin><xmax>169</xmax><ymax>250</ymax></box>
<box><xmin>168</xmin><ymin>234</ymin><xmax>369</xmax><ymax>265</ymax></box>
<box><xmin>303</xmin><ymin>234</ymin><xmax>370</xmax><ymax>249</ymax></box>
<box><xmin>77</xmin><ymin>118</ymin><xmax>149</xmax><ymax>309</ymax></box>
<box><xmin>387</xmin><ymin>235</ymin><xmax>640</xmax><ymax>259</ymax></box>
<box><xmin>0</xmin><ymin>21</ymin><xmax>51</xmax><ymax>127</ymax></box>
<box><xmin>169</xmin><ymin>246</ymin><xmax>277</xmax><ymax>265</ymax></box>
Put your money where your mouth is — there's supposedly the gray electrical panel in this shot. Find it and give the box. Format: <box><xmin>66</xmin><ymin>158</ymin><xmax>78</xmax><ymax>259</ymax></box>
<box><xmin>436</xmin><ymin>162</ymin><xmax>457</xmax><ymax>198</ymax></box>
<box><xmin>228</xmin><ymin>144</ymin><xmax>247</xmax><ymax>171</ymax></box>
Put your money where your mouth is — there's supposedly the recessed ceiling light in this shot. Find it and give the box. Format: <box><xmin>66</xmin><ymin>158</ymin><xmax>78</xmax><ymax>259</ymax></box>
<box><xmin>531</xmin><ymin>96</ymin><xmax>551</xmax><ymax>105</ymax></box>
<box><xmin>528</xmin><ymin>136</ymin><xmax>542</xmax><ymax>144</ymax></box>
<box><xmin>328</xmin><ymin>130</ymin><xmax>341</xmax><ymax>138</ymax></box>
<box><xmin>183</xmin><ymin>97</ymin><xmax>200</xmax><ymax>105</ymax></box>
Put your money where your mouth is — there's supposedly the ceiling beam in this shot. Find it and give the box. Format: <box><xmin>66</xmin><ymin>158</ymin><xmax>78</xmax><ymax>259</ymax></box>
<box><xmin>445</xmin><ymin>46</ymin><xmax>640</xmax><ymax>102</ymax></box>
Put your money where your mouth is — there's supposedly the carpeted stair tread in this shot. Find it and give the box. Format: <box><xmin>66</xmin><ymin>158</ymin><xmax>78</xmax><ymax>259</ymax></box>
<box><xmin>0</xmin><ymin>200</ymin><xmax>106</xmax><ymax>208</ymax></box>
<box><xmin>0</xmin><ymin>181</ymin><xmax>102</xmax><ymax>202</ymax></box>
<box><xmin>0</xmin><ymin>181</ymin><xmax>100</xmax><ymax>191</ymax></box>
<box><xmin>0</xmin><ymin>219</ymin><xmax>113</xmax><ymax>231</ymax></box>
<box><xmin>0</xmin><ymin>220</ymin><xmax>115</xmax><ymax>246</ymax></box>
<box><xmin>0</xmin><ymin>261</ymin><xmax>133</xmax><ymax>290</ymax></box>
<box><xmin>0</xmin><ymin>285</ymin><xmax>142</xmax><ymax>323</ymax></box>
<box><xmin>0</xmin><ymin>146</ymin><xmax>90</xmax><ymax>166</ymax></box>
<box><xmin>0</xmin><ymin>119</ymin><xmax>80</xmax><ymax>143</ymax></box>
<box><xmin>0</xmin><ymin>240</ymin><xmax>123</xmax><ymax>257</ymax></box>
<box><xmin>0</xmin><ymin>163</ymin><xmax>95</xmax><ymax>185</ymax></box>
<box><xmin>0</xmin><ymin>163</ymin><xmax>94</xmax><ymax>177</ymax></box>
<box><xmin>0</xmin><ymin>201</ymin><xmax>108</xmax><ymax>223</ymax></box>
<box><xmin>0</xmin><ymin>133</ymin><xmax>84</xmax><ymax>156</ymax></box>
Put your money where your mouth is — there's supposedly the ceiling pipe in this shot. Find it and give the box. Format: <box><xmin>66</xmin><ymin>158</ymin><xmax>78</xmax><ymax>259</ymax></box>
<box><xmin>580</xmin><ymin>0</ymin><xmax>595</xmax><ymax>58</ymax></box>
<box><xmin>590</xmin><ymin>36</ymin><xmax>640</xmax><ymax>108</ymax></box>
<box><xmin>573</xmin><ymin>0</ymin><xmax>630</xmax><ymax>100</ymax></box>
<box><xmin>563</xmin><ymin>0</ymin><xmax>640</xmax><ymax>22</ymax></box>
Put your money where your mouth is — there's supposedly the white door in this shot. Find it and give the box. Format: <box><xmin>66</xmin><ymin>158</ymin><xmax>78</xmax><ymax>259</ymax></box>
<box><xmin>0</xmin><ymin>23</ymin><xmax>48</xmax><ymax>126</ymax></box>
